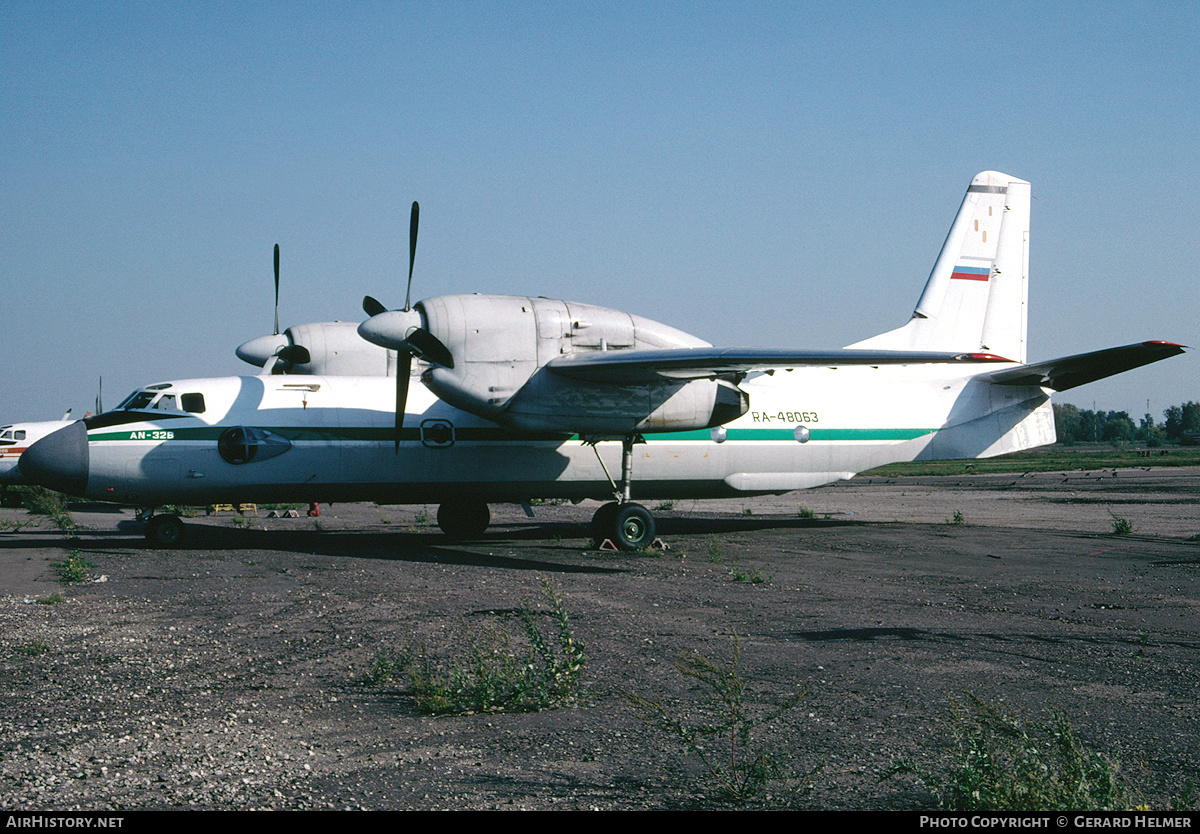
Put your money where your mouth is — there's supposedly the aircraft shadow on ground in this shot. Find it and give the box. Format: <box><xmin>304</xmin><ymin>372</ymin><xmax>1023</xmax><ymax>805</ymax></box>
<box><xmin>789</xmin><ymin>626</ymin><xmax>1185</xmax><ymax>655</ymax></box>
<box><xmin>0</xmin><ymin>519</ymin><xmax>625</xmax><ymax>574</ymax></box>
<box><xmin>0</xmin><ymin>512</ymin><xmax>859</xmax><ymax>574</ymax></box>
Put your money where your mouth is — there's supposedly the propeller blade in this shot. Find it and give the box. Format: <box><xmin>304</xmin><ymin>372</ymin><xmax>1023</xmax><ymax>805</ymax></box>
<box><xmin>405</xmin><ymin>201</ymin><xmax>418</xmax><ymax>312</ymax></box>
<box><xmin>403</xmin><ymin>327</ymin><xmax>454</xmax><ymax>369</ymax></box>
<box><xmin>363</xmin><ymin>295</ymin><xmax>388</xmax><ymax>317</ymax></box>
<box><xmin>273</xmin><ymin>243</ymin><xmax>280</xmax><ymax>335</ymax></box>
<box><xmin>395</xmin><ymin>352</ymin><xmax>412</xmax><ymax>454</ymax></box>
<box><xmin>96</xmin><ymin>377</ymin><xmax>103</xmax><ymax>415</ymax></box>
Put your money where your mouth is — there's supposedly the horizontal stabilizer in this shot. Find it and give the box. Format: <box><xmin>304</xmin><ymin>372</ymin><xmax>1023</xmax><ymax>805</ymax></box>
<box><xmin>986</xmin><ymin>341</ymin><xmax>1186</xmax><ymax>392</ymax></box>
<box><xmin>546</xmin><ymin>347</ymin><xmax>1014</xmax><ymax>383</ymax></box>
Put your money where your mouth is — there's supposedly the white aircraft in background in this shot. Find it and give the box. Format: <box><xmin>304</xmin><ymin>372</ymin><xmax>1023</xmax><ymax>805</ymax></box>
<box><xmin>1</xmin><ymin>419</ymin><xmax>76</xmax><ymax>506</ymax></box>
<box><xmin>19</xmin><ymin>172</ymin><xmax>1185</xmax><ymax>548</ymax></box>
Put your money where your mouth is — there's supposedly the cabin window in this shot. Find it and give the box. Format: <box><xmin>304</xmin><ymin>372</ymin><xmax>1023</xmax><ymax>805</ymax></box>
<box><xmin>181</xmin><ymin>393</ymin><xmax>205</xmax><ymax>414</ymax></box>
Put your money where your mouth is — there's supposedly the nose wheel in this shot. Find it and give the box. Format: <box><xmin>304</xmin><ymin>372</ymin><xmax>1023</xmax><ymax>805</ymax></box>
<box><xmin>143</xmin><ymin>513</ymin><xmax>185</xmax><ymax>547</ymax></box>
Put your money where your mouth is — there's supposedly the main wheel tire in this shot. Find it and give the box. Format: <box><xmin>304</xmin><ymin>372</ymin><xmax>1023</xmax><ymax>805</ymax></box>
<box><xmin>437</xmin><ymin>501</ymin><xmax>491</xmax><ymax>539</ymax></box>
<box><xmin>590</xmin><ymin>501</ymin><xmax>621</xmax><ymax>544</ymax></box>
<box><xmin>144</xmin><ymin>514</ymin><xmax>185</xmax><ymax>547</ymax></box>
<box><xmin>611</xmin><ymin>503</ymin><xmax>656</xmax><ymax>551</ymax></box>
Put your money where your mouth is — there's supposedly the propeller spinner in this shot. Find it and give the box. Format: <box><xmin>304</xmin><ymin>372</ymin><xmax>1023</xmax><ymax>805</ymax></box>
<box><xmin>357</xmin><ymin>201</ymin><xmax>454</xmax><ymax>452</ymax></box>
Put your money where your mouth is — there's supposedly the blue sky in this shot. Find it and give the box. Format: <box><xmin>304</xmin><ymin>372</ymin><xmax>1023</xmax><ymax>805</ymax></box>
<box><xmin>2</xmin><ymin>1</ymin><xmax>1194</xmax><ymax>424</ymax></box>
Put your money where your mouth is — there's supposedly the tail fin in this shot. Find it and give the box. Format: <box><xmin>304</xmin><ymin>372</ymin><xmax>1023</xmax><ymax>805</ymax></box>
<box><xmin>848</xmin><ymin>171</ymin><xmax>1030</xmax><ymax>363</ymax></box>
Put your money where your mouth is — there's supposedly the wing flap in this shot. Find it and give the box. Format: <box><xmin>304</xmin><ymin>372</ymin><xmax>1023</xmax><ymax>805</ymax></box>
<box><xmin>985</xmin><ymin>341</ymin><xmax>1186</xmax><ymax>391</ymax></box>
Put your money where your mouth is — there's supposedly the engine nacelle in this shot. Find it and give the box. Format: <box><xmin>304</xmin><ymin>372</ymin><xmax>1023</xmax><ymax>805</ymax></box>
<box><xmin>413</xmin><ymin>295</ymin><xmax>748</xmax><ymax>433</ymax></box>
<box><xmin>237</xmin><ymin>322</ymin><xmax>393</xmax><ymax>376</ymax></box>
<box><xmin>502</xmin><ymin>372</ymin><xmax>749</xmax><ymax>434</ymax></box>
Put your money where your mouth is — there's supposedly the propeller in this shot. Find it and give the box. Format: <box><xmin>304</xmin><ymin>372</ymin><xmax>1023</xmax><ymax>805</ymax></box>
<box><xmin>236</xmin><ymin>244</ymin><xmax>311</xmax><ymax>372</ymax></box>
<box><xmin>359</xmin><ymin>201</ymin><xmax>454</xmax><ymax>452</ymax></box>
<box><xmin>273</xmin><ymin>243</ymin><xmax>280</xmax><ymax>335</ymax></box>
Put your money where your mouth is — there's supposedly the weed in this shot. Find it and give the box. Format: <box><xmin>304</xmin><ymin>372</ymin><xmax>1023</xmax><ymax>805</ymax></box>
<box><xmin>36</xmin><ymin>593</ymin><xmax>64</xmax><ymax>605</ymax></box>
<box><xmin>625</xmin><ymin>632</ymin><xmax>809</xmax><ymax>803</ymax></box>
<box><xmin>654</xmin><ymin>501</ymin><xmax>675</xmax><ymax>511</ymax></box>
<box><xmin>1109</xmin><ymin>511</ymin><xmax>1134</xmax><ymax>536</ymax></box>
<box><xmin>17</xmin><ymin>486</ymin><xmax>69</xmax><ymax>516</ymax></box>
<box><xmin>52</xmin><ymin>550</ymin><xmax>95</xmax><ymax>584</ymax></box>
<box><xmin>370</xmin><ymin>576</ymin><xmax>585</xmax><ymax>716</ymax></box>
<box><xmin>414</xmin><ymin>509</ymin><xmax>429</xmax><ymax>525</ymax></box>
<box><xmin>797</xmin><ymin>506</ymin><xmax>815</xmax><ymax>519</ymax></box>
<box><xmin>728</xmin><ymin>567</ymin><xmax>768</xmax><ymax>584</ymax></box>
<box><xmin>18</xmin><ymin>639</ymin><xmax>51</xmax><ymax>657</ymax></box>
<box><xmin>0</xmin><ymin>518</ymin><xmax>25</xmax><ymax>533</ymax></box>
<box><xmin>706</xmin><ymin>537</ymin><xmax>724</xmax><ymax>562</ymax></box>
<box><xmin>888</xmin><ymin>694</ymin><xmax>1134</xmax><ymax>811</ymax></box>
<box><xmin>1172</xmin><ymin>781</ymin><xmax>1199</xmax><ymax>811</ymax></box>
<box><xmin>16</xmin><ymin>487</ymin><xmax>78</xmax><ymax>531</ymax></box>
<box><xmin>948</xmin><ymin>510</ymin><xmax>966</xmax><ymax>525</ymax></box>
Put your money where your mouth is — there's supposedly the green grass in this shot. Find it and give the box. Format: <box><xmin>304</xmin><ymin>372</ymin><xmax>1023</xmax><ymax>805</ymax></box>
<box><xmin>625</xmin><ymin>632</ymin><xmax>809</xmax><ymax>803</ymax></box>
<box><xmin>52</xmin><ymin>549</ymin><xmax>95</xmax><ymax>584</ymax></box>
<box><xmin>369</xmin><ymin>576</ymin><xmax>585</xmax><ymax>716</ymax></box>
<box><xmin>889</xmin><ymin>694</ymin><xmax>1135</xmax><ymax>811</ymax></box>
<box><xmin>865</xmin><ymin>444</ymin><xmax>1200</xmax><ymax>478</ymax></box>
<box><xmin>1109</xmin><ymin>511</ymin><xmax>1134</xmax><ymax>536</ymax></box>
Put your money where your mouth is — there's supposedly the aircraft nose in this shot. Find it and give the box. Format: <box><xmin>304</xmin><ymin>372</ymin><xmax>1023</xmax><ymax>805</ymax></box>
<box><xmin>19</xmin><ymin>421</ymin><xmax>89</xmax><ymax>497</ymax></box>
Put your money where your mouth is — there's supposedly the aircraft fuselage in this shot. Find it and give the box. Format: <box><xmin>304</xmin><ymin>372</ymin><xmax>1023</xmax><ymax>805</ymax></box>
<box><xmin>20</xmin><ymin>368</ymin><xmax>1052</xmax><ymax>508</ymax></box>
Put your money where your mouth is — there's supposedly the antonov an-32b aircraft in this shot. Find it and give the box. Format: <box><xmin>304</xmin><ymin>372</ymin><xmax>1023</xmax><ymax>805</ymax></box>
<box><xmin>19</xmin><ymin>172</ymin><xmax>1185</xmax><ymax>548</ymax></box>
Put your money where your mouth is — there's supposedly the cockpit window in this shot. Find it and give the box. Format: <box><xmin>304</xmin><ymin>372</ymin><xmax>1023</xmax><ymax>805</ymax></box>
<box><xmin>113</xmin><ymin>388</ymin><xmax>205</xmax><ymax>414</ymax></box>
<box><xmin>120</xmin><ymin>391</ymin><xmax>157</xmax><ymax>410</ymax></box>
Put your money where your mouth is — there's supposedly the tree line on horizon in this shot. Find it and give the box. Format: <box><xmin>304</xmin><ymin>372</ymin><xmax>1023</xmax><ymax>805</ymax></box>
<box><xmin>1053</xmin><ymin>401</ymin><xmax>1200</xmax><ymax>446</ymax></box>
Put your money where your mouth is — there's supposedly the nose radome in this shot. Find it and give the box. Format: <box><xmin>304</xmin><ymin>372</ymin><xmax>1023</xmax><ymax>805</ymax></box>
<box><xmin>18</xmin><ymin>421</ymin><xmax>89</xmax><ymax>497</ymax></box>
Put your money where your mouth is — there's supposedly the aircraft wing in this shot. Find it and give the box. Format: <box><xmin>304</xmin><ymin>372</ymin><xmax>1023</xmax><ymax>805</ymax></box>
<box><xmin>985</xmin><ymin>341</ymin><xmax>1187</xmax><ymax>392</ymax></box>
<box><xmin>544</xmin><ymin>347</ymin><xmax>1015</xmax><ymax>383</ymax></box>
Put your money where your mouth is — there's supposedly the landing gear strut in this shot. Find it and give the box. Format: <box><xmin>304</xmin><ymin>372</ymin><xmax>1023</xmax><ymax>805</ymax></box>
<box><xmin>587</xmin><ymin>434</ymin><xmax>658</xmax><ymax>551</ymax></box>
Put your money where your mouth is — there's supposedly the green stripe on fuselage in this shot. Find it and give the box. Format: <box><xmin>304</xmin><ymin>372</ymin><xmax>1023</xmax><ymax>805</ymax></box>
<box><xmin>88</xmin><ymin>425</ymin><xmax>936</xmax><ymax>443</ymax></box>
<box><xmin>647</xmin><ymin>427</ymin><xmax>937</xmax><ymax>442</ymax></box>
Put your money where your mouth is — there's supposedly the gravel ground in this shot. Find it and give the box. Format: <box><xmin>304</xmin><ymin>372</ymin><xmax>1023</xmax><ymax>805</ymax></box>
<box><xmin>2</xmin><ymin>467</ymin><xmax>1199</xmax><ymax>810</ymax></box>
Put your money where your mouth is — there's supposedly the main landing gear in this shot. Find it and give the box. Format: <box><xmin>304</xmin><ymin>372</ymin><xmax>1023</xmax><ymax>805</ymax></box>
<box><xmin>436</xmin><ymin>499</ymin><xmax>491</xmax><ymax>539</ymax></box>
<box><xmin>586</xmin><ymin>434</ymin><xmax>659</xmax><ymax>551</ymax></box>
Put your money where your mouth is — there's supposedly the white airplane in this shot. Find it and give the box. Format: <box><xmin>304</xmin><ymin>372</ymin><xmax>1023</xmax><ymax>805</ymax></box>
<box><xmin>18</xmin><ymin>172</ymin><xmax>1185</xmax><ymax>548</ymax></box>
<box><xmin>1</xmin><ymin>420</ymin><xmax>76</xmax><ymax>506</ymax></box>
